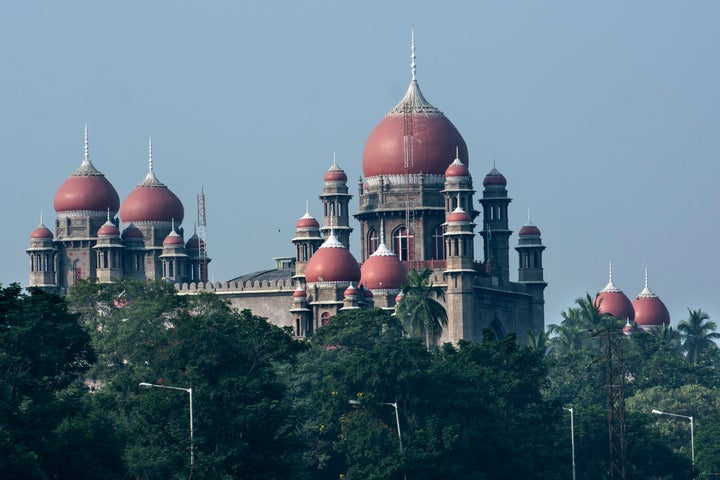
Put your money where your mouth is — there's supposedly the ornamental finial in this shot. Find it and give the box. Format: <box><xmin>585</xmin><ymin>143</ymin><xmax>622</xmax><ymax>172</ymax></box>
<box><xmin>84</xmin><ymin>123</ymin><xmax>89</xmax><ymax>162</ymax></box>
<box><xmin>148</xmin><ymin>137</ymin><xmax>154</xmax><ymax>173</ymax></box>
<box><xmin>411</xmin><ymin>26</ymin><xmax>416</xmax><ymax>81</ymax></box>
<box><xmin>39</xmin><ymin>210</ymin><xmax>44</xmax><ymax>225</ymax></box>
<box><xmin>305</xmin><ymin>200</ymin><xmax>310</xmax><ymax>216</ymax></box>
<box><xmin>527</xmin><ymin>209</ymin><xmax>532</xmax><ymax>223</ymax></box>
<box><xmin>644</xmin><ymin>267</ymin><xmax>649</xmax><ymax>289</ymax></box>
<box><xmin>380</xmin><ymin>218</ymin><xmax>385</xmax><ymax>245</ymax></box>
<box><xmin>609</xmin><ymin>262</ymin><xmax>614</xmax><ymax>284</ymax></box>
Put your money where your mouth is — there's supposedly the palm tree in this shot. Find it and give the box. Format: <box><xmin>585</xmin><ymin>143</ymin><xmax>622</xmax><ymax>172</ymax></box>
<box><xmin>677</xmin><ymin>308</ymin><xmax>720</xmax><ymax>364</ymax></box>
<box><xmin>395</xmin><ymin>269</ymin><xmax>447</xmax><ymax>349</ymax></box>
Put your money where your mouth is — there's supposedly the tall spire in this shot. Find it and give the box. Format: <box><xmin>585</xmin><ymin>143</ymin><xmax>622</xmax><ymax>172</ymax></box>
<box><xmin>411</xmin><ymin>26</ymin><xmax>416</xmax><ymax>82</ymax></box>
<box><xmin>73</xmin><ymin>123</ymin><xmax>101</xmax><ymax>176</ymax></box>
<box><xmin>140</xmin><ymin>137</ymin><xmax>164</xmax><ymax>187</ymax></box>
<box><xmin>601</xmin><ymin>261</ymin><xmax>620</xmax><ymax>292</ymax></box>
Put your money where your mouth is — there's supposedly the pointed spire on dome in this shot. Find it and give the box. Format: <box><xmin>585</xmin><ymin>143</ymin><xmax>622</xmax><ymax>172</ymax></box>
<box><xmin>39</xmin><ymin>210</ymin><xmax>44</xmax><ymax>226</ymax></box>
<box><xmin>72</xmin><ymin>124</ymin><xmax>102</xmax><ymax>176</ymax></box>
<box><xmin>637</xmin><ymin>267</ymin><xmax>657</xmax><ymax>298</ymax></box>
<box><xmin>389</xmin><ymin>28</ymin><xmax>441</xmax><ymax>115</ymax></box>
<box><xmin>411</xmin><ymin>26</ymin><xmax>416</xmax><ymax>82</ymax></box>
<box><xmin>371</xmin><ymin>219</ymin><xmax>396</xmax><ymax>257</ymax></box>
<box><xmin>321</xmin><ymin>219</ymin><xmax>346</xmax><ymax>249</ymax></box>
<box><xmin>140</xmin><ymin>137</ymin><xmax>164</xmax><ymax>187</ymax></box>
<box><xmin>601</xmin><ymin>262</ymin><xmax>621</xmax><ymax>293</ymax></box>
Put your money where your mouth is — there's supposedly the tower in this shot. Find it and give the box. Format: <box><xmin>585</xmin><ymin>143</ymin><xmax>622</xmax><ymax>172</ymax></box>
<box><xmin>479</xmin><ymin>167</ymin><xmax>512</xmax><ymax>282</ymax></box>
<box><xmin>119</xmin><ymin>139</ymin><xmax>185</xmax><ymax>281</ymax></box>
<box><xmin>320</xmin><ymin>157</ymin><xmax>353</xmax><ymax>248</ymax></box>
<box><xmin>515</xmin><ymin>211</ymin><xmax>547</xmax><ymax>333</ymax></box>
<box><xmin>27</xmin><ymin>213</ymin><xmax>57</xmax><ymax>290</ymax></box>
<box><xmin>356</xmin><ymin>34</ymin><xmax>467</xmax><ymax>264</ymax></box>
<box><xmin>52</xmin><ymin>125</ymin><xmax>120</xmax><ymax>292</ymax></box>
<box><xmin>94</xmin><ymin>212</ymin><xmax>124</xmax><ymax>283</ymax></box>
<box><xmin>292</xmin><ymin>203</ymin><xmax>324</xmax><ymax>280</ymax></box>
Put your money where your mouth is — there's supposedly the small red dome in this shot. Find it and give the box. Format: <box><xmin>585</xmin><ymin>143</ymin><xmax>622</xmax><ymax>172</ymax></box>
<box><xmin>519</xmin><ymin>224</ymin><xmax>541</xmax><ymax>236</ymax></box>
<box><xmin>360</xmin><ymin>243</ymin><xmax>408</xmax><ymax>290</ymax></box>
<box><xmin>362</xmin><ymin>80</ymin><xmax>468</xmax><ymax>178</ymax></box>
<box><xmin>120</xmin><ymin>169</ymin><xmax>184</xmax><ymax>224</ymax></box>
<box><xmin>121</xmin><ymin>222</ymin><xmax>144</xmax><ymax>240</ymax></box>
<box><xmin>292</xmin><ymin>286</ymin><xmax>307</xmax><ymax>298</ymax></box>
<box><xmin>324</xmin><ymin>161</ymin><xmax>348</xmax><ymax>183</ymax></box>
<box><xmin>483</xmin><ymin>168</ymin><xmax>507</xmax><ymax>187</ymax></box>
<box><xmin>163</xmin><ymin>230</ymin><xmax>185</xmax><ymax>247</ymax></box>
<box><xmin>447</xmin><ymin>208</ymin><xmax>471</xmax><ymax>223</ymax></box>
<box><xmin>344</xmin><ymin>284</ymin><xmax>359</xmax><ymax>298</ymax></box>
<box><xmin>97</xmin><ymin>221</ymin><xmax>120</xmax><ymax>237</ymax></box>
<box><xmin>54</xmin><ymin>159</ymin><xmax>120</xmax><ymax>214</ymax></box>
<box><xmin>395</xmin><ymin>291</ymin><xmax>405</xmax><ymax>303</ymax></box>
<box><xmin>305</xmin><ymin>234</ymin><xmax>361</xmax><ymax>284</ymax></box>
<box><xmin>30</xmin><ymin>224</ymin><xmax>53</xmax><ymax>239</ymax></box>
<box><xmin>185</xmin><ymin>233</ymin><xmax>204</xmax><ymax>250</ymax></box>
<box><xmin>445</xmin><ymin>157</ymin><xmax>470</xmax><ymax>178</ymax></box>
<box><xmin>296</xmin><ymin>212</ymin><xmax>320</xmax><ymax>229</ymax></box>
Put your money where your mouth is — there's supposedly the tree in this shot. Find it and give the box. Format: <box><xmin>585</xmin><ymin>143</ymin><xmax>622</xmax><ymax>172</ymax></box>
<box><xmin>677</xmin><ymin>308</ymin><xmax>720</xmax><ymax>364</ymax></box>
<box><xmin>0</xmin><ymin>284</ymin><xmax>126</xmax><ymax>479</ymax></box>
<box><xmin>395</xmin><ymin>269</ymin><xmax>448</xmax><ymax>349</ymax></box>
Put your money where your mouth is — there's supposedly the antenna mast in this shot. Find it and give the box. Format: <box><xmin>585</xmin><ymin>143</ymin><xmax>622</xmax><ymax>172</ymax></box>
<box><xmin>196</xmin><ymin>188</ymin><xmax>209</xmax><ymax>282</ymax></box>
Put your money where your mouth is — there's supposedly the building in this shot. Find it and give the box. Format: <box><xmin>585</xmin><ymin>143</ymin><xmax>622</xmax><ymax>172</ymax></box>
<box><xmin>595</xmin><ymin>264</ymin><xmax>671</xmax><ymax>334</ymax></box>
<box><xmin>28</xmin><ymin>39</ymin><xmax>547</xmax><ymax>344</ymax></box>
<box><xmin>27</xmin><ymin>133</ymin><xmax>208</xmax><ymax>296</ymax></box>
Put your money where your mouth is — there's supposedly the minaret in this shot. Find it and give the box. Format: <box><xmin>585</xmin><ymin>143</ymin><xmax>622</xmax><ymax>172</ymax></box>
<box><xmin>515</xmin><ymin>210</ymin><xmax>547</xmax><ymax>334</ymax></box>
<box><xmin>443</xmin><ymin>196</ymin><xmax>476</xmax><ymax>342</ymax></box>
<box><xmin>160</xmin><ymin>220</ymin><xmax>189</xmax><ymax>284</ymax></box>
<box><xmin>94</xmin><ymin>210</ymin><xmax>124</xmax><ymax>283</ymax></box>
<box><xmin>292</xmin><ymin>202</ymin><xmax>324</xmax><ymax>280</ymax></box>
<box><xmin>27</xmin><ymin>211</ymin><xmax>58</xmax><ymax>291</ymax></box>
<box><xmin>320</xmin><ymin>155</ymin><xmax>353</xmax><ymax>248</ymax></box>
<box><xmin>479</xmin><ymin>164</ymin><xmax>512</xmax><ymax>282</ymax></box>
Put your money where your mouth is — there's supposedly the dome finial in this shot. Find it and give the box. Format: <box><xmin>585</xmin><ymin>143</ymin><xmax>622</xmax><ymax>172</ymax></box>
<box><xmin>644</xmin><ymin>267</ymin><xmax>649</xmax><ymax>289</ymax></box>
<box><xmin>380</xmin><ymin>218</ymin><xmax>385</xmax><ymax>245</ymax></box>
<box><xmin>411</xmin><ymin>26</ymin><xmax>416</xmax><ymax>82</ymax></box>
<box><xmin>148</xmin><ymin>137</ymin><xmax>154</xmax><ymax>173</ymax></box>
<box><xmin>107</xmin><ymin>208</ymin><xmax>111</xmax><ymax>222</ymax></box>
<box><xmin>305</xmin><ymin>200</ymin><xmax>310</xmax><ymax>216</ymax></box>
<box><xmin>609</xmin><ymin>261</ymin><xmax>614</xmax><ymax>284</ymax></box>
<box><xmin>455</xmin><ymin>146</ymin><xmax>459</xmax><ymax>160</ymax></box>
<box><xmin>39</xmin><ymin>210</ymin><xmax>44</xmax><ymax>226</ymax></box>
<box><xmin>84</xmin><ymin>123</ymin><xmax>89</xmax><ymax>163</ymax></box>
<box><xmin>527</xmin><ymin>209</ymin><xmax>532</xmax><ymax>223</ymax></box>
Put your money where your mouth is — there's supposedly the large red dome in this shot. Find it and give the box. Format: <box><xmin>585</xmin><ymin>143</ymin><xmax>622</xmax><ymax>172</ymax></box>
<box><xmin>633</xmin><ymin>285</ymin><xmax>670</xmax><ymax>327</ymax></box>
<box><xmin>360</xmin><ymin>243</ymin><xmax>408</xmax><ymax>290</ymax></box>
<box><xmin>120</xmin><ymin>168</ymin><xmax>184</xmax><ymax>224</ymax></box>
<box><xmin>596</xmin><ymin>290</ymin><xmax>635</xmax><ymax>321</ymax></box>
<box><xmin>362</xmin><ymin>80</ymin><xmax>468</xmax><ymax>179</ymax></box>
<box><xmin>305</xmin><ymin>233</ymin><xmax>360</xmax><ymax>284</ymax></box>
<box><xmin>54</xmin><ymin>158</ymin><xmax>120</xmax><ymax>214</ymax></box>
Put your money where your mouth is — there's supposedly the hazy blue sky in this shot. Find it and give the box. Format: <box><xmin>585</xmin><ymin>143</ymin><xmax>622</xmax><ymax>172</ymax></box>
<box><xmin>2</xmin><ymin>1</ymin><xmax>718</xmax><ymax>326</ymax></box>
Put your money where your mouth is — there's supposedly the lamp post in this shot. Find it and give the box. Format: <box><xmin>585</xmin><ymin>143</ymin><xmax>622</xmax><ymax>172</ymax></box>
<box><xmin>651</xmin><ymin>409</ymin><xmax>694</xmax><ymax>468</ymax></box>
<box><xmin>140</xmin><ymin>382</ymin><xmax>194</xmax><ymax>470</ymax></box>
<box><xmin>564</xmin><ymin>407</ymin><xmax>576</xmax><ymax>480</ymax></box>
<box><xmin>349</xmin><ymin>399</ymin><xmax>406</xmax><ymax>480</ymax></box>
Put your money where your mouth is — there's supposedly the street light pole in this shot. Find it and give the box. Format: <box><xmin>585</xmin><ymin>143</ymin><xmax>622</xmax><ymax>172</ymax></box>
<box><xmin>651</xmin><ymin>409</ymin><xmax>694</xmax><ymax>468</ymax></box>
<box><xmin>140</xmin><ymin>382</ymin><xmax>194</xmax><ymax>471</ymax></box>
<box><xmin>349</xmin><ymin>399</ymin><xmax>406</xmax><ymax>480</ymax></box>
<box><xmin>564</xmin><ymin>407</ymin><xmax>576</xmax><ymax>480</ymax></box>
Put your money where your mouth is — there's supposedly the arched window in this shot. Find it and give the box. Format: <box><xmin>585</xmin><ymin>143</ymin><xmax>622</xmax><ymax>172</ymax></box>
<box><xmin>393</xmin><ymin>226</ymin><xmax>411</xmax><ymax>261</ymax></box>
<box><xmin>432</xmin><ymin>226</ymin><xmax>445</xmax><ymax>260</ymax></box>
<box><xmin>367</xmin><ymin>228</ymin><xmax>379</xmax><ymax>254</ymax></box>
<box><xmin>321</xmin><ymin>312</ymin><xmax>331</xmax><ymax>327</ymax></box>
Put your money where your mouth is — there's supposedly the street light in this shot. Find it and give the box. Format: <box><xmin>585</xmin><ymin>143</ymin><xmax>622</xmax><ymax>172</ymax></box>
<box><xmin>140</xmin><ymin>382</ymin><xmax>194</xmax><ymax>471</ymax></box>
<box><xmin>564</xmin><ymin>407</ymin><xmax>576</xmax><ymax>480</ymax></box>
<box><xmin>349</xmin><ymin>399</ymin><xmax>406</xmax><ymax>480</ymax></box>
<box><xmin>651</xmin><ymin>409</ymin><xmax>694</xmax><ymax>468</ymax></box>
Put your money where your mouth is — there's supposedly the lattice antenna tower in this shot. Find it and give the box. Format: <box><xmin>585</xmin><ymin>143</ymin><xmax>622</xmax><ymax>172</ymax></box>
<box><xmin>197</xmin><ymin>188</ymin><xmax>209</xmax><ymax>282</ymax></box>
<box><xmin>403</xmin><ymin>28</ymin><xmax>417</xmax><ymax>261</ymax></box>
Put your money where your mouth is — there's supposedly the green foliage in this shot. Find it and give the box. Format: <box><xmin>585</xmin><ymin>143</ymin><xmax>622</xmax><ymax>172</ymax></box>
<box><xmin>0</xmin><ymin>283</ymin><xmax>125</xmax><ymax>479</ymax></box>
<box><xmin>395</xmin><ymin>269</ymin><xmax>448</xmax><ymax>349</ymax></box>
<box><xmin>677</xmin><ymin>308</ymin><xmax>720</xmax><ymax>365</ymax></box>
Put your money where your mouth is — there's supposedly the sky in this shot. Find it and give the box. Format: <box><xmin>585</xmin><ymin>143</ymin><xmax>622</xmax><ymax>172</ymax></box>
<box><xmin>2</xmin><ymin>1</ymin><xmax>719</xmax><ymax>327</ymax></box>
